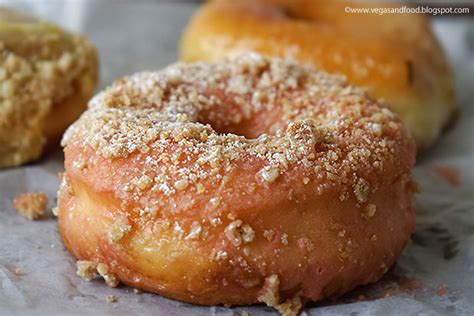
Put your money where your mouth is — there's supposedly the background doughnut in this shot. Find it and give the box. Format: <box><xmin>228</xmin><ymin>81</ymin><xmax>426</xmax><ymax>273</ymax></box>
<box><xmin>180</xmin><ymin>0</ymin><xmax>456</xmax><ymax>150</ymax></box>
<box><xmin>0</xmin><ymin>8</ymin><xmax>98</xmax><ymax>168</ymax></box>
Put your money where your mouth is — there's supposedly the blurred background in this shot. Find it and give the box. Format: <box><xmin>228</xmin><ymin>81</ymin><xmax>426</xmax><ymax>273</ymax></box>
<box><xmin>0</xmin><ymin>0</ymin><xmax>472</xmax><ymax>93</ymax></box>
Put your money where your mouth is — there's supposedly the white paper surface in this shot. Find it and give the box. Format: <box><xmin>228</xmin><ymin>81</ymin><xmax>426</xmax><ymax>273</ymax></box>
<box><xmin>0</xmin><ymin>1</ymin><xmax>473</xmax><ymax>315</ymax></box>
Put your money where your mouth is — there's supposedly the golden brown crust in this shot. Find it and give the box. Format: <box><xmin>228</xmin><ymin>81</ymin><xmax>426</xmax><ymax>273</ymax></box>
<box><xmin>58</xmin><ymin>55</ymin><xmax>416</xmax><ymax>310</ymax></box>
<box><xmin>0</xmin><ymin>7</ymin><xmax>98</xmax><ymax>168</ymax></box>
<box><xmin>180</xmin><ymin>0</ymin><xmax>456</xmax><ymax>150</ymax></box>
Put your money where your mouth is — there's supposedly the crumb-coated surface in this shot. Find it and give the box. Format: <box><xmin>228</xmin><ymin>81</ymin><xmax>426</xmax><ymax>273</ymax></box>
<box><xmin>180</xmin><ymin>0</ymin><xmax>456</xmax><ymax>150</ymax></box>
<box><xmin>58</xmin><ymin>55</ymin><xmax>417</xmax><ymax>311</ymax></box>
<box><xmin>0</xmin><ymin>8</ymin><xmax>98</xmax><ymax>168</ymax></box>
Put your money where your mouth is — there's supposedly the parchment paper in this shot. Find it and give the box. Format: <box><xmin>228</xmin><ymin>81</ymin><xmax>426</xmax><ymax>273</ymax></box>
<box><xmin>0</xmin><ymin>1</ymin><xmax>473</xmax><ymax>315</ymax></box>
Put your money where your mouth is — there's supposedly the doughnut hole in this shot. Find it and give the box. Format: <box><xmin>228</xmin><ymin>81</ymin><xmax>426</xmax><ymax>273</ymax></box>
<box><xmin>191</xmin><ymin>82</ymin><xmax>318</xmax><ymax>139</ymax></box>
<box><xmin>196</xmin><ymin>101</ymin><xmax>285</xmax><ymax>139</ymax></box>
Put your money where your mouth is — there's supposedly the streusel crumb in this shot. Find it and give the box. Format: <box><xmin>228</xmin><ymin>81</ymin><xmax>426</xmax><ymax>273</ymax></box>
<box><xmin>13</xmin><ymin>192</ymin><xmax>48</xmax><ymax>220</ymax></box>
<box><xmin>107</xmin><ymin>218</ymin><xmax>132</xmax><ymax>244</ymax></box>
<box><xmin>76</xmin><ymin>260</ymin><xmax>98</xmax><ymax>281</ymax></box>
<box><xmin>106</xmin><ymin>295</ymin><xmax>117</xmax><ymax>303</ymax></box>
<box><xmin>258</xmin><ymin>274</ymin><xmax>302</xmax><ymax>316</ymax></box>
<box><xmin>97</xmin><ymin>263</ymin><xmax>119</xmax><ymax>287</ymax></box>
<box><xmin>76</xmin><ymin>260</ymin><xmax>119</xmax><ymax>287</ymax></box>
<box><xmin>224</xmin><ymin>220</ymin><xmax>255</xmax><ymax>247</ymax></box>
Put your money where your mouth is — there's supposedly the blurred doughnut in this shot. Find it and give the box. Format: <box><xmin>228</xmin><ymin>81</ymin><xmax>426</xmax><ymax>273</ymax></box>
<box><xmin>0</xmin><ymin>7</ymin><xmax>98</xmax><ymax>168</ymax></box>
<box><xmin>180</xmin><ymin>0</ymin><xmax>456</xmax><ymax>150</ymax></box>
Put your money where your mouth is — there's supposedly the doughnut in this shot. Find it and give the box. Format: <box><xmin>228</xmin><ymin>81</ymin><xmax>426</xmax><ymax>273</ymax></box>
<box><xmin>180</xmin><ymin>0</ymin><xmax>456</xmax><ymax>150</ymax></box>
<box><xmin>0</xmin><ymin>8</ymin><xmax>98</xmax><ymax>168</ymax></box>
<box><xmin>57</xmin><ymin>54</ymin><xmax>417</xmax><ymax>313</ymax></box>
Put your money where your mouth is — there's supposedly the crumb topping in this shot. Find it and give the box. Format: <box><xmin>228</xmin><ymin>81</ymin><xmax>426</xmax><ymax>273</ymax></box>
<box><xmin>258</xmin><ymin>274</ymin><xmax>280</xmax><ymax>307</ymax></box>
<box><xmin>281</xmin><ymin>233</ymin><xmax>289</xmax><ymax>245</ymax></box>
<box><xmin>184</xmin><ymin>221</ymin><xmax>202</xmax><ymax>240</ymax></box>
<box><xmin>276</xmin><ymin>296</ymin><xmax>303</xmax><ymax>316</ymax></box>
<box><xmin>263</xmin><ymin>229</ymin><xmax>275</xmax><ymax>241</ymax></box>
<box><xmin>224</xmin><ymin>219</ymin><xmax>255</xmax><ymax>247</ymax></box>
<box><xmin>366</xmin><ymin>203</ymin><xmax>377</xmax><ymax>217</ymax></box>
<box><xmin>259</xmin><ymin>166</ymin><xmax>280</xmax><ymax>183</ymax></box>
<box><xmin>353</xmin><ymin>178</ymin><xmax>370</xmax><ymax>203</ymax></box>
<box><xmin>97</xmin><ymin>263</ymin><xmax>119</xmax><ymax>287</ymax></box>
<box><xmin>13</xmin><ymin>192</ymin><xmax>48</xmax><ymax>220</ymax></box>
<box><xmin>76</xmin><ymin>260</ymin><xmax>119</xmax><ymax>287</ymax></box>
<box><xmin>174</xmin><ymin>178</ymin><xmax>189</xmax><ymax>191</ymax></box>
<box><xmin>62</xmin><ymin>54</ymin><xmax>415</xmax><ymax>246</ymax></box>
<box><xmin>258</xmin><ymin>274</ymin><xmax>302</xmax><ymax>316</ymax></box>
<box><xmin>76</xmin><ymin>260</ymin><xmax>97</xmax><ymax>281</ymax></box>
<box><xmin>107</xmin><ymin>218</ymin><xmax>132</xmax><ymax>243</ymax></box>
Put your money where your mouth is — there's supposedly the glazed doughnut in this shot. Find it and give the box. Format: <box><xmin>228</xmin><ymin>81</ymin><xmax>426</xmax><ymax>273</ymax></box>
<box><xmin>180</xmin><ymin>0</ymin><xmax>456</xmax><ymax>150</ymax></box>
<box><xmin>0</xmin><ymin>8</ymin><xmax>98</xmax><ymax>168</ymax></box>
<box><xmin>57</xmin><ymin>55</ymin><xmax>416</xmax><ymax>312</ymax></box>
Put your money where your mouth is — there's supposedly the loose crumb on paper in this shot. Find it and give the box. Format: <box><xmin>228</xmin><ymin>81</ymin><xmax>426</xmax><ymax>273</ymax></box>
<box><xmin>431</xmin><ymin>164</ymin><xmax>460</xmax><ymax>187</ymax></box>
<box><xmin>133</xmin><ymin>288</ymin><xmax>142</xmax><ymax>294</ymax></box>
<box><xmin>106</xmin><ymin>295</ymin><xmax>117</xmax><ymax>303</ymax></box>
<box><xmin>13</xmin><ymin>192</ymin><xmax>48</xmax><ymax>220</ymax></box>
<box><xmin>436</xmin><ymin>284</ymin><xmax>448</xmax><ymax>296</ymax></box>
